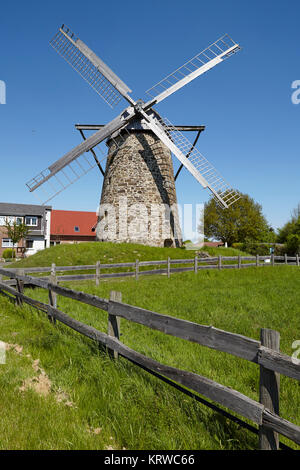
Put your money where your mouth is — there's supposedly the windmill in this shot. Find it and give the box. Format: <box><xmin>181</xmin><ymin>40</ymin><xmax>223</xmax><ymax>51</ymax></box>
<box><xmin>26</xmin><ymin>24</ymin><xmax>241</xmax><ymax>247</ymax></box>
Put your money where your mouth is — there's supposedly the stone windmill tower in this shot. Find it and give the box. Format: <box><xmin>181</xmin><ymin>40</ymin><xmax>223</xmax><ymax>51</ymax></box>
<box><xmin>26</xmin><ymin>25</ymin><xmax>241</xmax><ymax>247</ymax></box>
<box><xmin>99</xmin><ymin>117</ymin><xmax>182</xmax><ymax>247</ymax></box>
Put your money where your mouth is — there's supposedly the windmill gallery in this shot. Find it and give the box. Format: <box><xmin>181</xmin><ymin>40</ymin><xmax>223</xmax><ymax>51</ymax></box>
<box><xmin>26</xmin><ymin>25</ymin><xmax>241</xmax><ymax>247</ymax></box>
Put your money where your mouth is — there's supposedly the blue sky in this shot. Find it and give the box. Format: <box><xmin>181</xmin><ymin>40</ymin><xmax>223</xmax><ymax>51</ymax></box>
<box><xmin>1</xmin><ymin>0</ymin><xmax>300</xmax><ymax>233</ymax></box>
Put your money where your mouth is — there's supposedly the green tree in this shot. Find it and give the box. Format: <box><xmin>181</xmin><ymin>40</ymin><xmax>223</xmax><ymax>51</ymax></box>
<box><xmin>277</xmin><ymin>203</ymin><xmax>300</xmax><ymax>243</ymax></box>
<box><xmin>4</xmin><ymin>219</ymin><xmax>29</xmax><ymax>258</ymax></box>
<box><xmin>202</xmin><ymin>193</ymin><xmax>272</xmax><ymax>246</ymax></box>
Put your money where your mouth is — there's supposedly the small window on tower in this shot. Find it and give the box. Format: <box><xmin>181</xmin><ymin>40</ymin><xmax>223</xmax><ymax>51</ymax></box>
<box><xmin>74</xmin><ymin>226</ymin><xmax>80</xmax><ymax>232</ymax></box>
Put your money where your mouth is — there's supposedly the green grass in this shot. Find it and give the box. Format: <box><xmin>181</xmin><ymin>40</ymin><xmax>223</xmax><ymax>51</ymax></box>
<box><xmin>10</xmin><ymin>241</ymin><xmax>247</xmax><ymax>269</ymax></box>
<box><xmin>7</xmin><ymin>241</ymin><xmax>250</xmax><ymax>279</ymax></box>
<box><xmin>0</xmin><ymin>261</ymin><xmax>299</xmax><ymax>450</ymax></box>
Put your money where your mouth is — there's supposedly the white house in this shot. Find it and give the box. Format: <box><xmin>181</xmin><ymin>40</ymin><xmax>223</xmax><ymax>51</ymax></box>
<box><xmin>0</xmin><ymin>202</ymin><xmax>52</xmax><ymax>257</ymax></box>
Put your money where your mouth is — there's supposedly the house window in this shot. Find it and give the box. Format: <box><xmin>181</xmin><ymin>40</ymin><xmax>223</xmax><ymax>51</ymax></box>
<box><xmin>26</xmin><ymin>239</ymin><xmax>34</xmax><ymax>249</ymax></box>
<box><xmin>25</xmin><ymin>216</ymin><xmax>38</xmax><ymax>227</ymax></box>
<box><xmin>74</xmin><ymin>226</ymin><xmax>80</xmax><ymax>232</ymax></box>
<box><xmin>2</xmin><ymin>238</ymin><xmax>14</xmax><ymax>248</ymax></box>
<box><xmin>16</xmin><ymin>217</ymin><xmax>23</xmax><ymax>225</ymax></box>
<box><xmin>0</xmin><ymin>216</ymin><xmax>14</xmax><ymax>226</ymax></box>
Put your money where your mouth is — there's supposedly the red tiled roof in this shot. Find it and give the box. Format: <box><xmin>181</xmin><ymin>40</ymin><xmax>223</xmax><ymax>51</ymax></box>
<box><xmin>51</xmin><ymin>210</ymin><xmax>97</xmax><ymax>237</ymax></box>
<box><xmin>204</xmin><ymin>241</ymin><xmax>224</xmax><ymax>247</ymax></box>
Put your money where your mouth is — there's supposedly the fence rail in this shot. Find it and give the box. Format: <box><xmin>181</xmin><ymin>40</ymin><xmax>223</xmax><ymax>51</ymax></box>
<box><xmin>0</xmin><ymin>266</ymin><xmax>299</xmax><ymax>449</ymax></box>
<box><xmin>2</xmin><ymin>254</ymin><xmax>299</xmax><ymax>285</ymax></box>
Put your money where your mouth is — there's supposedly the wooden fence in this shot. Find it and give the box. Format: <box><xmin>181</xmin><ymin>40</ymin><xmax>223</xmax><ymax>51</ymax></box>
<box><xmin>2</xmin><ymin>254</ymin><xmax>299</xmax><ymax>286</ymax></box>
<box><xmin>0</xmin><ymin>266</ymin><xmax>299</xmax><ymax>450</ymax></box>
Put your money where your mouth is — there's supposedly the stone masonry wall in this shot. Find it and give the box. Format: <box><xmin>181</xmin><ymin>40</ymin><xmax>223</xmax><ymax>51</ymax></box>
<box><xmin>96</xmin><ymin>130</ymin><xmax>182</xmax><ymax>247</ymax></box>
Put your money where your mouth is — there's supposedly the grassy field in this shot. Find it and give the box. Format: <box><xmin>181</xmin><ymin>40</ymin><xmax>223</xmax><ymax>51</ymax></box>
<box><xmin>9</xmin><ymin>241</ymin><xmax>247</xmax><ymax>268</ymax></box>
<box><xmin>0</xmin><ymin>244</ymin><xmax>299</xmax><ymax>450</ymax></box>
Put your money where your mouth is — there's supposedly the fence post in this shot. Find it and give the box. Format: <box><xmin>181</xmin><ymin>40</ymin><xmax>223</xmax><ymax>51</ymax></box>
<box><xmin>296</xmin><ymin>254</ymin><xmax>299</xmax><ymax>267</ymax></box>
<box><xmin>48</xmin><ymin>263</ymin><xmax>57</xmax><ymax>324</ymax></box>
<box><xmin>284</xmin><ymin>253</ymin><xmax>287</xmax><ymax>265</ymax></box>
<box><xmin>16</xmin><ymin>269</ymin><xmax>24</xmax><ymax>305</ymax></box>
<box><xmin>135</xmin><ymin>259</ymin><xmax>139</xmax><ymax>281</ymax></box>
<box><xmin>194</xmin><ymin>255</ymin><xmax>198</xmax><ymax>274</ymax></box>
<box><xmin>238</xmin><ymin>255</ymin><xmax>241</xmax><ymax>269</ymax></box>
<box><xmin>218</xmin><ymin>255</ymin><xmax>222</xmax><ymax>270</ymax></box>
<box><xmin>256</xmin><ymin>254</ymin><xmax>259</xmax><ymax>267</ymax></box>
<box><xmin>107</xmin><ymin>290</ymin><xmax>122</xmax><ymax>360</ymax></box>
<box><xmin>96</xmin><ymin>261</ymin><xmax>101</xmax><ymax>286</ymax></box>
<box><xmin>259</xmin><ymin>328</ymin><xmax>280</xmax><ymax>450</ymax></box>
<box><xmin>271</xmin><ymin>254</ymin><xmax>275</xmax><ymax>267</ymax></box>
<box><xmin>167</xmin><ymin>257</ymin><xmax>170</xmax><ymax>278</ymax></box>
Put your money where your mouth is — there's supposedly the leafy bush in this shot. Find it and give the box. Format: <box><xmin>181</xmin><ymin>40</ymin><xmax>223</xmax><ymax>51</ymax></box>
<box><xmin>243</xmin><ymin>242</ymin><xmax>271</xmax><ymax>256</ymax></box>
<box><xmin>274</xmin><ymin>244</ymin><xmax>286</xmax><ymax>256</ymax></box>
<box><xmin>231</xmin><ymin>243</ymin><xmax>243</xmax><ymax>251</ymax></box>
<box><xmin>2</xmin><ymin>248</ymin><xmax>16</xmax><ymax>259</ymax></box>
<box><xmin>233</xmin><ymin>240</ymin><xmax>277</xmax><ymax>256</ymax></box>
<box><xmin>229</xmin><ymin>241</ymin><xmax>288</xmax><ymax>256</ymax></box>
<box><xmin>284</xmin><ymin>234</ymin><xmax>300</xmax><ymax>256</ymax></box>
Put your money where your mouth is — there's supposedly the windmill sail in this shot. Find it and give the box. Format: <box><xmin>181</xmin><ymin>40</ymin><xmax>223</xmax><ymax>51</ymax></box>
<box><xmin>27</xmin><ymin>152</ymin><xmax>100</xmax><ymax>205</ymax></box>
<box><xmin>26</xmin><ymin>27</ymin><xmax>242</xmax><ymax>209</ymax></box>
<box><xmin>26</xmin><ymin>110</ymin><xmax>136</xmax><ymax>202</ymax></box>
<box><xmin>145</xmin><ymin>34</ymin><xmax>240</xmax><ymax>107</ymax></box>
<box><xmin>140</xmin><ymin>111</ymin><xmax>240</xmax><ymax>208</ymax></box>
<box><xmin>50</xmin><ymin>25</ymin><xmax>135</xmax><ymax>108</ymax></box>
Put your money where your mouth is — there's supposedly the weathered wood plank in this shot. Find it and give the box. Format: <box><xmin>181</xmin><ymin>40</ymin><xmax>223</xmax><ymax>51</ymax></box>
<box><xmin>107</xmin><ymin>291</ymin><xmax>122</xmax><ymax>359</ymax></box>
<box><xmin>2</xmin><ymin>256</ymin><xmax>295</xmax><ymax>278</ymax></box>
<box><xmin>198</xmin><ymin>257</ymin><xmax>218</xmax><ymax>263</ymax></box>
<box><xmin>96</xmin><ymin>261</ymin><xmax>100</xmax><ymax>286</ymax></box>
<box><xmin>139</xmin><ymin>260</ymin><xmax>168</xmax><ymax>266</ymax></box>
<box><xmin>45</xmin><ymin>303</ymin><xmax>265</xmax><ymax>425</ymax></box>
<box><xmin>259</xmin><ymin>329</ymin><xmax>280</xmax><ymax>450</ymax></box>
<box><xmin>168</xmin><ymin>267</ymin><xmax>194</xmax><ymax>273</ymax></box>
<box><xmin>262</xmin><ymin>409</ymin><xmax>300</xmax><ymax>445</ymax></box>
<box><xmin>258</xmin><ymin>346</ymin><xmax>300</xmax><ymax>381</ymax></box>
<box><xmin>100</xmin><ymin>262</ymin><xmax>136</xmax><ymax>269</ymax></box>
<box><xmin>1</xmin><ymin>271</ymin><xmax>299</xmax><ymax>444</ymax></box>
<box><xmin>0</xmin><ymin>281</ymin><xmax>48</xmax><ymax>312</ymax></box>
<box><xmin>108</xmin><ymin>301</ymin><xmax>260</xmax><ymax>362</ymax></box>
<box><xmin>1</xmin><ymin>267</ymin><xmax>299</xmax><ymax>382</ymax></box>
<box><xmin>55</xmin><ymin>274</ymin><xmax>96</xmax><ymax>281</ymax></box>
<box><xmin>218</xmin><ymin>256</ymin><xmax>222</xmax><ymax>270</ymax></box>
<box><xmin>48</xmin><ymin>263</ymin><xmax>57</xmax><ymax>324</ymax></box>
<box><xmin>0</xmin><ymin>269</ymin><xmax>109</xmax><ymax>312</ymax></box>
<box><xmin>16</xmin><ymin>269</ymin><xmax>25</xmax><ymax>306</ymax></box>
<box><xmin>169</xmin><ymin>259</ymin><xmax>194</xmax><ymax>265</ymax></box>
<box><xmin>25</xmin><ymin>265</ymin><xmax>96</xmax><ymax>273</ymax></box>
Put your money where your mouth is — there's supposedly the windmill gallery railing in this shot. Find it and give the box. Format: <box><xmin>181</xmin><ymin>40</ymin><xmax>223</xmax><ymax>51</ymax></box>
<box><xmin>0</xmin><ymin>266</ymin><xmax>299</xmax><ymax>450</ymax></box>
<box><xmin>1</xmin><ymin>254</ymin><xmax>299</xmax><ymax>286</ymax></box>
